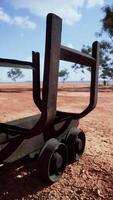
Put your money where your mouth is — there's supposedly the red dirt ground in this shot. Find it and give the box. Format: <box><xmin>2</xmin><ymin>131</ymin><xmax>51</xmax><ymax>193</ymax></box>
<box><xmin>0</xmin><ymin>83</ymin><xmax>113</xmax><ymax>200</ymax></box>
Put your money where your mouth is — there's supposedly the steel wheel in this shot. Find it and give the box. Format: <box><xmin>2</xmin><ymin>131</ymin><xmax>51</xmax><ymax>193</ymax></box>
<box><xmin>66</xmin><ymin>127</ymin><xmax>86</xmax><ymax>163</ymax></box>
<box><xmin>38</xmin><ymin>138</ymin><xmax>68</xmax><ymax>183</ymax></box>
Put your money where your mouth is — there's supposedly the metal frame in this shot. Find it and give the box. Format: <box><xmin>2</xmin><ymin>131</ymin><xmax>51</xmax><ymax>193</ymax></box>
<box><xmin>0</xmin><ymin>13</ymin><xmax>100</xmax><ymax>163</ymax></box>
<box><xmin>57</xmin><ymin>41</ymin><xmax>100</xmax><ymax>119</ymax></box>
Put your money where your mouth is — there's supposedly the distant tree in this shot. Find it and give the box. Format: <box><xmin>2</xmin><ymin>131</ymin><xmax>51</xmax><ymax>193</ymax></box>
<box><xmin>71</xmin><ymin>45</ymin><xmax>91</xmax><ymax>74</ymax></box>
<box><xmin>72</xmin><ymin>40</ymin><xmax>113</xmax><ymax>86</ymax></box>
<box><xmin>7</xmin><ymin>68</ymin><xmax>23</xmax><ymax>82</ymax></box>
<box><xmin>81</xmin><ymin>77</ymin><xmax>85</xmax><ymax>82</ymax></box>
<box><xmin>58</xmin><ymin>69</ymin><xmax>69</xmax><ymax>83</ymax></box>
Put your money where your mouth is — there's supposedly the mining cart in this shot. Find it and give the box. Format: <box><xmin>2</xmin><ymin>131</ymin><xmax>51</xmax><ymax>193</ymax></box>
<box><xmin>0</xmin><ymin>13</ymin><xmax>99</xmax><ymax>183</ymax></box>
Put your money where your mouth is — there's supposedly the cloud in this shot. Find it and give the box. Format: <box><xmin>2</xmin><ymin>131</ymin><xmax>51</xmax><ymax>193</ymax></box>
<box><xmin>8</xmin><ymin>0</ymin><xmax>105</xmax><ymax>26</ymax></box>
<box><xmin>0</xmin><ymin>7</ymin><xmax>11</xmax><ymax>23</ymax></box>
<box><xmin>13</xmin><ymin>16</ymin><xmax>36</xmax><ymax>29</ymax></box>
<box><xmin>87</xmin><ymin>0</ymin><xmax>104</xmax><ymax>8</ymax></box>
<box><xmin>0</xmin><ymin>7</ymin><xmax>36</xmax><ymax>29</ymax></box>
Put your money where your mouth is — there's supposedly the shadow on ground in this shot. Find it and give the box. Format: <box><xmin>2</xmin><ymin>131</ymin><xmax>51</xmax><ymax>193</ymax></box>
<box><xmin>0</xmin><ymin>157</ymin><xmax>49</xmax><ymax>200</ymax></box>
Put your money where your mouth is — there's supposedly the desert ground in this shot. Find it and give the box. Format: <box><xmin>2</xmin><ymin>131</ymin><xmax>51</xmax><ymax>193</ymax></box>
<box><xmin>0</xmin><ymin>82</ymin><xmax>113</xmax><ymax>200</ymax></box>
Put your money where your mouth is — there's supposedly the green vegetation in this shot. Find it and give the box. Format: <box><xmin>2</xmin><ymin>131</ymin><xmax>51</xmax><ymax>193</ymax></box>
<box><xmin>58</xmin><ymin>69</ymin><xmax>69</xmax><ymax>83</ymax></box>
<box><xmin>72</xmin><ymin>4</ymin><xmax>113</xmax><ymax>86</ymax></box>
<box><xmin>101</xmin><ymin>5</ymin><xmax>113</xmax><ymax>40</ymax></box>
<box><xmin>7</xmin><ymin>68</ymin><xmax>23</xmax><ymax>82</ymax></box>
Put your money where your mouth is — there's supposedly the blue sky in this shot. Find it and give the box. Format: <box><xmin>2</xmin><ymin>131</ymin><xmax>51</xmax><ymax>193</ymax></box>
<box><xmin>0</xmin><ymin>0</ymin><xmax>112</xmax><ymax>82</ymax></box>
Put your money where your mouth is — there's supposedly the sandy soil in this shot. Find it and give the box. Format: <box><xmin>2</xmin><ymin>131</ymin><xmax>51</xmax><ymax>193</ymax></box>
<box><xmin>0</xmin><ymin>83</ymin><xmax>113</xmax><ymax>200</ymax></box>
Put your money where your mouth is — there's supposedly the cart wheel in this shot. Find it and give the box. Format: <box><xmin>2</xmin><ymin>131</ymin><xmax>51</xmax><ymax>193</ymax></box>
<box><xmin>66</xmin><ymin>127</ymin><xmax>86</xmax><ymax>163</ymax></box>
<box><xmin>38</xmin><ymin>138</ymin><xmax>68</xmax><ymax>183</ymax></box>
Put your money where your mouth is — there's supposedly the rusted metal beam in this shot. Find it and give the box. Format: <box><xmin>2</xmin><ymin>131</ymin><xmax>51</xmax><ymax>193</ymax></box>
<box><xmin>0</xmin><ymin>58</ymin><xmax>32</xmax><ymax>69</ymax></box>
<box><xmin>60</xmin><ymin>45</ymin><xmax>96</xmax><ymax>66</ymax></box>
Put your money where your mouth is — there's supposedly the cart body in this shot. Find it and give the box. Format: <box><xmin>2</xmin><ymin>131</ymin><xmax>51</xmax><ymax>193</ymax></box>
<box><xmin>0</xmin><ymin>13</ymin><xmax>100</xmax><ymax>182</ymax></box>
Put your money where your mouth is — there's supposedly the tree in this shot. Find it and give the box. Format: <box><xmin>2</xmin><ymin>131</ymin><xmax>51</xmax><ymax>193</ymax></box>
<box><xmin>71</xmin><ymin>45</ymin><xmax>91</xmax><ymax>74</ymax></box>
<box><xmin>7</xmin><ymin>68</ymin><xmax>24</xmax><ymax>82</ymax></box>
<box><xmin>72</xmin><ymin>4</ymin><xmax>113</xmax><ymax>86</ymax></box>
<box><xmin>99</xmin><ymin>40</ymin><xmax>113</xmax><ymax>85</ymax></box>
<box><xmin>101</xmin><ymin>5</ymin><xmax>113</xmax><ymax>41</ymax></box>
<box><xmin>72</xmin><ymin>40</ymin><xmax>113</xmax><ymax>85</ymax></box>
<box><xmin>98</xmin><ymin>4</ymin><xmax>113</xmax><ymax>84</ymax></box>
<box><xmin>58</xmin><ymin>69</ymin><xmax>69</xmax><ymax>83</ymax></box>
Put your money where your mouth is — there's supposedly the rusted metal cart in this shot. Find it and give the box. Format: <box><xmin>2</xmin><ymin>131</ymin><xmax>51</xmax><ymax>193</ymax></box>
<box><xmin>0</xmin><ymin>13</ymin><xmax>100</xmax><ymax>183</ymax></box>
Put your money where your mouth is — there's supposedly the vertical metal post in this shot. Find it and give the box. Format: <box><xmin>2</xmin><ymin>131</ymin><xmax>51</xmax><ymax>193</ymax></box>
<box><xmin>32</xmin><ymin>51</ymin><xmax>42</xmax><ymax>111</ymax></box>
<box><xmin>42</xmin><ymin>13</ymin><xmax>62</xmax><ymax>123</ymax></box>
<box><xmin>90</xmin><ymin>41</ymin><xmax>100</xmax><ymax>108</ymax></box>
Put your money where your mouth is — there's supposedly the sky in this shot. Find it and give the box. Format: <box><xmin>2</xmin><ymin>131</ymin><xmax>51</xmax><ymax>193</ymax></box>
<box><xmin>0</xmin><ymin>0</ymin><xmax>112</xmax><ymax>82</ymax></box>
